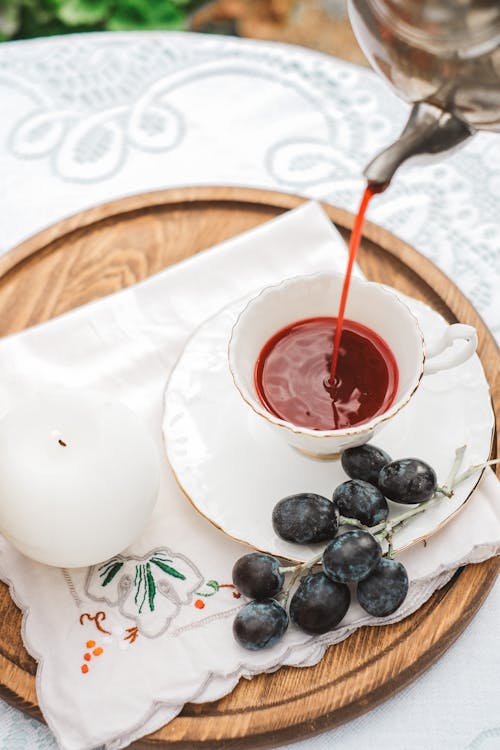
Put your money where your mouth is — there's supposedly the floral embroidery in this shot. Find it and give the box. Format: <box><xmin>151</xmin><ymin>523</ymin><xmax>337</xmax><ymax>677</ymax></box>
<box><xmin>99</xmin><ymin>560</ymin><xmax>124</xmax><ymax>587</ymax></box>
<box><xmin>195</xmin><ymin>580</ymin><xmax>241</xmax><ymax>600</ymax></box>
<box><xmin>99</xmin><ymin>551</ymin><xmax>188</xmax><ymax>614</ymax></box>
<box><xmin>85</xmin><ymin>547</ymin><xmax>204</xmax><ymax>638</ymax></box>
<box><xmin>79</xmin><ymin>611</ymin><xmax>111</xmax><ymax>635</ymax></box>
<box><xmin>80</xmin><ymin>639</ymin><xmax>104</xmax><ymax>675</ymax></box>
<box><xmin>124</xmin><ymin>626</ymin><xmax>139</xmax><ymax>644</ymax></box>
<box><xmin>195</xmin><ymin>579</ymin><xmax>219</xmax><ymax>597</ymax></box>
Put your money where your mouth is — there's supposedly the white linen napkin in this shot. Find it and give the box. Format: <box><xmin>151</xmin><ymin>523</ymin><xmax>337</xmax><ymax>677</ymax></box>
<box><xmin>0</xmin><ymin>202</ymin><xmax>497</xmax><ymax>750</ymax></box>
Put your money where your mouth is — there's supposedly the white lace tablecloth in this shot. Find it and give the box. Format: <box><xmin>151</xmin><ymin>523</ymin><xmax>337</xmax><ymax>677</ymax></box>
<box><xmin>0</xmin><ymin>30</ymin><xmax>498</xmax><ymax>750</ymax></box>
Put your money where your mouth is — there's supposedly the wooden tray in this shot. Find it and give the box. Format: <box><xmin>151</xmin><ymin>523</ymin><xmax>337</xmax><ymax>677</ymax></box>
<box><xmin>0</xmin><ymin>187</ymin><xmax>498</xmax><ymax>749</ymax></box>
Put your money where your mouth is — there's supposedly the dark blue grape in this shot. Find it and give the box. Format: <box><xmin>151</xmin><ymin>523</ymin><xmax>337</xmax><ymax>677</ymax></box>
<box><xmin>232</xmin><ymin>553</ymin><xmax>284</xmax><ymax>600</ymax></box>
<box><xmin>290</xmin><ymin>572</ymin><xmax>350</xmax><ymax>634</ymax></box>
<box><xmin>378</xmin><ymin>458</ymin><xmax>437</xmax><ymax>504</ymax></box>
<box><xmin>272</xmin><ymin>493</ymin><xmax>339</xmax><ymax>544</ymax></box>
<box><xmin>233</xmin><ymin>599</ymin><xmax>288</xmax><ymax>650</ymax></box>
<box><xmin>341</xmin><ymin>444</ymin><xmax>392</xmax><ymax>487</ymax></box>
<box><xmin>323</xmin><ymin>530</ymin><xmax>382</xmax><ymax>583</ymax></box>
<box><xmin>333</xmin><ymin>479</ymin><xmax>389</xmax><ymax>527</ymax></box>
<box><xmin>357</xmin><ymin>557</ymin><xmax>409</xmax><ymax>617</ymax></box>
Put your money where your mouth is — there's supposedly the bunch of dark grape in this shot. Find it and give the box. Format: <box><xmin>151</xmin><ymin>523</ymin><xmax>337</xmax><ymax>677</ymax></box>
<box><xmin>233</xmin><ymin>444</ymin><xmax>438</xmax><ymax>650</ymax></box>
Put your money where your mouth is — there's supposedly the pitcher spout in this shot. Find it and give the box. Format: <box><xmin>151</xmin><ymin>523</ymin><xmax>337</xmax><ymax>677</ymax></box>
<box><xmin>364</xmin><ymin>102</ymin><xmax>475</xmax><ymax>188</ymax></box>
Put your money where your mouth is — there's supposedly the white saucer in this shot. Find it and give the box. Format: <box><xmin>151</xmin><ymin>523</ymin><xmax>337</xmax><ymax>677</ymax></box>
<box><xmin>163</xmin><ymin>291</ymin><xmax>494</xmax><ymax>562</ymax></box>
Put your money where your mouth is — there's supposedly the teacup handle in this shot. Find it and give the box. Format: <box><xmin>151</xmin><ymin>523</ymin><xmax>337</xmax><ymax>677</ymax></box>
<box><xmin>424</xmin><ymin>324</ymin><xmax>478</xmax><ymax>375</ymax></box>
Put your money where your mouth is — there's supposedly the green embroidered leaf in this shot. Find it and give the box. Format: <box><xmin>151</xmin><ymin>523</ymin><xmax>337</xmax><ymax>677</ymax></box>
<box><xmin>195</xmin><ymin>580</ymin><xmax>220</xmax><ymax>597</ymax></box>
<box><xmin>146</xmin><ymin>562</ymin><xmax>156</xmax><ymax>612</ymax></box>
<box><xmin>99</xmin><ymin>557</ymin><xmax>120</xmax><ymax>575</ymax></box>
<box><xmin>100</xmin><ymin>561</ymin><xmax>124</xmax><ymax>586</ymax></box>
<box><xmin>151</xmin><ymin>558</ymin><xmax>186</xmax><ymax>580</ymax></box>
<box><xmin>134</xmin><ymin>563</ymin><xmax>143</xmax><ymax>606</ymax></box>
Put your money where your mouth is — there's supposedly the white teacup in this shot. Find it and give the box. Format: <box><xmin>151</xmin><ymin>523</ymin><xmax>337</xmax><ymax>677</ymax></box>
<box><xmin>228</xmin><ymin>273</ymin><xmax>477</xmax><ymax>457</ymax></box>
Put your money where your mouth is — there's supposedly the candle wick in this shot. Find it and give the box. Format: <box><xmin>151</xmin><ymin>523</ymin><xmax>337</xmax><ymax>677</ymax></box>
<box><xmin>58</xmin><ymin>439</ymin><xmax>67</xmax><ymax>447</ymax></box>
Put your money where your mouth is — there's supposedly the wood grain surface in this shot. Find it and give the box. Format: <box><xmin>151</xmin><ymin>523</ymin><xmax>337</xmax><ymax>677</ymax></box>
<box><xmin>0</xmin><ymin>186</ymin><xmax>498</xmax><ymax>749</ymax></box>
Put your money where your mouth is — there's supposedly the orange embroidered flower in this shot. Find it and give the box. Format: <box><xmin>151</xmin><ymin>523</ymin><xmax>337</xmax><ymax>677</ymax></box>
<box><xmin>194</xmin><ymin>599</ymin><xmax>205</xmax><ymax>609</ymax></box>
<box><xmin>86</xmin><ymin>640</ymin><xmax>96</xmax><ymax>648</ymax></box>
<box><xmin>83</xmin><ymin>653</ymin><xmax>91</xmax><ymax>662</ymax></box>
<box><xmin>93</xmin><ymin>647</ymin><xmax>103</xmax><ymax>656</ymax></box>
<box><xmin>81</xmin><ymin>664</ymin><xmax>89</xmax><ymax>674</ymax></box>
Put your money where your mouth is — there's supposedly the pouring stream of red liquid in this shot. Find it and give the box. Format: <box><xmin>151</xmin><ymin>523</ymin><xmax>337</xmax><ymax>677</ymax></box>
<box><xmin>330</xmin><ymin>183</ymin><xmax>383</xmax><ymax>387</ymax></box>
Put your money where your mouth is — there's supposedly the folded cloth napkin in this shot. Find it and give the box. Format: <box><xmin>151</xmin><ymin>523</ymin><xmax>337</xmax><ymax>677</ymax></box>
<box><xmin>0</xmin><ymin>202</ymin><xmax>497</xmax><ymax>750</ymax></box>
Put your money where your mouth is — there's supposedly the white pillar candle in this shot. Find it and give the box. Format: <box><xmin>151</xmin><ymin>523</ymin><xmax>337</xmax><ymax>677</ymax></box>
<box><xmin>0</xmin><ymin>390</ymin><xmax>159</xmax><ymax>567</ymax></box>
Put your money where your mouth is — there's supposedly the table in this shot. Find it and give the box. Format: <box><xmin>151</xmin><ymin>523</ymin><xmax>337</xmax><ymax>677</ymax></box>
<box><xmin>0</xmin><ymin>30</ymin><xmax>499</xmax><ymax>750</ymax></box>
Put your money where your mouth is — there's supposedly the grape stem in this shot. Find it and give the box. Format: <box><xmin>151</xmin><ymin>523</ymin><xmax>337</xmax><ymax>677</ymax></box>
<box><xmin>386</xmin><ymin>531</ymin><xmax>394</xmax><ymax>560</ymax></box>
<box><xmin>279</xmin><ymin>550</ymin><xmax>324</xmax><ymax>603</ymax></box>
<box><xmin>436</xmin><ymin>486</ymin><xmax>454</xmax><ymax>498</ymax></box>
<box><xmin>454</xmin><ymin>457</ymin><xmax>500</xmax><ymax>486</ymax></box>
<box><xmin>338</xmin><ymin>515</ymin><xmax>365</xmax><ymax>528</ymax></box>
<box><xmin>376</xmin><ymin>495</ymin><xmax>441</xmax><ymax>538</ymax></box>
<box><xmin>441</xmin><ymin>444</ymin><xmax>467</xmax><ymax>495</ymax></box>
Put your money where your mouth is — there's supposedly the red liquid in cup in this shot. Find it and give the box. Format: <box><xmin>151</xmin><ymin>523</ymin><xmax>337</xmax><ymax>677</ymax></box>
<box><xmin>255</xmin><ymin>182</ymin><xmax>397</xmax><ymax>431</ymax></box>
<box><xmin>255</xmin><ymin>317</ymin><xmax>398</xmax><ymax>431</ymax></box>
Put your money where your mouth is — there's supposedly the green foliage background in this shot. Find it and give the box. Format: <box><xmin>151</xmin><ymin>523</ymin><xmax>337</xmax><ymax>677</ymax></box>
<box><xmin>0</xmin><ymin>0</ymin><xmax>206</xmax><ymax>40</ymax></box>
